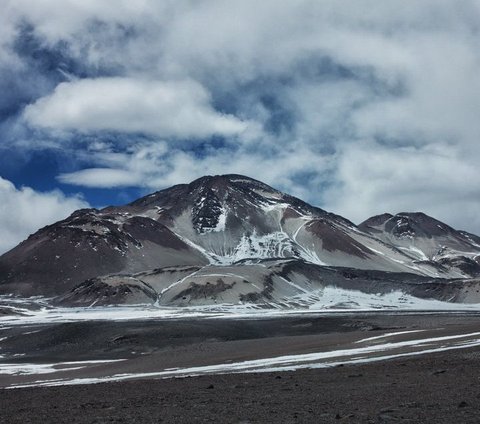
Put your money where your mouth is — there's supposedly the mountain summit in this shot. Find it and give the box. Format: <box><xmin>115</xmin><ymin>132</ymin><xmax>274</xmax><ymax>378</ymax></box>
<box><xmin>1</xmin><ymin>175</ymin><xmax>479</xmax><ymax>307</ymax></box>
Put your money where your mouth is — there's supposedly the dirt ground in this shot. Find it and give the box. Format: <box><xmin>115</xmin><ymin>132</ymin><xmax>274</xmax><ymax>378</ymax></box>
<box><xmin>2</xmin><ymin>312</ymin><xmax>480</xmax><ymax>422</ymax></box>
<box><xmin>1</xmin><ymin>347</ymin><xmax>480</xmax><ymax>423</ymax></box>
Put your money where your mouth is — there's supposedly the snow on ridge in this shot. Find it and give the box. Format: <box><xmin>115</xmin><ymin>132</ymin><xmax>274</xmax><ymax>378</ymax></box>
<box><xmin>260</xmin><ymin>202</ymin><xmax>290</xmax><ymax>213</ymax></box>
<box><xmin>170</xmin><ymin>229</ymin><xmax>219</xmax><ymax>264</ymax></box>
<box><xmin>210</xmin><ymin>207</ymin><xmax>227</xmax><ymax>233</ymax></box>
<box><xmin>296</xmin><ymin>247</ymin><xmax>326</xmax><ymax>266</ymax></box>
<box><xmin>397</xmin><ymin>246</ymin><xmax>429</xmax><ymax>261</ymax></box>
<box><xmin>251</xmin><ymin>188</ymin><xmax>283</xmax><ymax>200</ymax></box>
<box><xmin>217</xmin><ymin>230</ymin><xmax>297</xmax><ymax>263</ymax></box>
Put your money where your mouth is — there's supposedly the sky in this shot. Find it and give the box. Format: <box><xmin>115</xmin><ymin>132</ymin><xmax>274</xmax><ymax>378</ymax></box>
<box><xmin>1</xmin><ymin>0</ymin><xmax>480</xmax><ymax>253</ymax></box>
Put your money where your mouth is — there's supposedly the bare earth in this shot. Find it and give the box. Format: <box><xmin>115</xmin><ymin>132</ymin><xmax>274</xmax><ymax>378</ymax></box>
<box><xmin>1</xmin><ymin>312</ymin><xmax>480</xmax><ymax>423</ymax></box>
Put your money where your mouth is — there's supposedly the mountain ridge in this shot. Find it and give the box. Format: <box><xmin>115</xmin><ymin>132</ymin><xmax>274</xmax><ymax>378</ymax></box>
<box><xmin>1</xmin><ymin>174</ymin><xmax>479</xmax><ymax>307</ymax></box>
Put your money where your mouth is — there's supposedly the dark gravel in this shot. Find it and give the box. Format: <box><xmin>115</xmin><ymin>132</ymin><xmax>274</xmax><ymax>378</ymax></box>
<box><xmin>2</xmin><ymin>347</ymin><xmax>480</xmax><ymax>423</ymax></box>
<box><xmin>2</xmin><ymin>312</ymin><xmax>480</xmax><ymax>423</ymax></box>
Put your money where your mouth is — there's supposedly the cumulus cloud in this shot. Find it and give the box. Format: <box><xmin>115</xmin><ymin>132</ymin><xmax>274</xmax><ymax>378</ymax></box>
<box><xmin>57</xmin><ymin>140</ymin><xmax>332</xmax><ymax>206</ymax></box>
<box><xmin>24</xmin><ymin>78</ymin><xmax>248</xmax><ymax>138</ymax></box>
<box><xmin>0</xmin><ymin>177</ymin><xmax>88</xmax><ymax>254</ymax></box>
<box><xmin>324</xmin><ymin>141</ymin><xmax>480</xmax><ymax>231</ymax></box>
<box><xmin>2</xmin><ymin>0</ymin><xmax>480</xmax><ymax>234</ymax></box>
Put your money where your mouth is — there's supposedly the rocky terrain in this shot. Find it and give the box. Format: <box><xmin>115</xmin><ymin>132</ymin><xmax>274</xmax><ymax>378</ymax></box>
<box><xmin>3</xmin><ymin>348</ymin><xmax>480</xmax><ymax>424</ymax></box>
<box><xmin>2</xmin><ymin>312</ymin><xmax>480</xmax><ymax>423</ymax></box>
<box><xmin>1</xmin><ymin>174</ymin><xmax>479</xmax><ymax>307</ymax></box>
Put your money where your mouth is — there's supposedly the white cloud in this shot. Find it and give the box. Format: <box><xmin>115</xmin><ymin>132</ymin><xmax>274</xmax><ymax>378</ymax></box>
<box><xmin>3</xmin><ymin>0</ymin><xmax>480</xmax><ymax>234</ymax></box>
<box><xmin>325</xmin><ymin>142</ymin><xmax>480</xmax><ymax>232</ymax></box>
<box><xmin>57</xmin><ymin>139</ymin><xmax>332</xmax><ymax>206</ymax></box>
<box><xmin>57</xmin><ymin>168</ymin><xmax>142</xmax><ymax>188</ymax></box>
<box><xmin>2</xmin><ymin>0</ymin><xmax>155</xmax><ymax>45</ymax></box>
<box><xmin>351</xmin><ymin>33</ymin><xmax>480</xmax><ymax>148</ymax></box>
<box><xmin>0</xmin><ymin>178</ymin><xmax>88</xmax><ymax>254</ymax></box>
<box><xmin>23</xmin><ymin>78</ymin><xmax>248</xmax><ymax>138</ymax></box>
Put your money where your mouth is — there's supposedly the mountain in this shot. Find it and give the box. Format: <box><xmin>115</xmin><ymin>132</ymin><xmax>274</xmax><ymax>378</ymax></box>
<box><xmin>359</xmin><ymin>212</ymin><xmax>480</xmax><ymax>277</ymax></box>
<box><xmin>1</xmin><ymin>174</ymin><xmax>479</xmax><ymax>307</ymax></box>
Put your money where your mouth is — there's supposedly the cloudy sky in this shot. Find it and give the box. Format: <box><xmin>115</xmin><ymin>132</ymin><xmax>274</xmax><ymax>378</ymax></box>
<box><xmin>1</xmin><ymin>0</ymin><xmax>480</xmax><ymax>253</ymax></box>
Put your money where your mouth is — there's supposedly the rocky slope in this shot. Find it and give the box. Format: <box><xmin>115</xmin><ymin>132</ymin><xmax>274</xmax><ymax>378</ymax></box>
<box><xmin>359</xmin><ymin>212</ymin><xmax>480</xmax><ymax>277</ymax></box>
<box><xmin>1</xmin><ymin>174</ymin><xmax>479</xmax><ymax>306</ymax></box>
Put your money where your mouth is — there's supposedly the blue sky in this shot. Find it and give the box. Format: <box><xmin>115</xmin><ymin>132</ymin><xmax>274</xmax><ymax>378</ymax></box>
<box><xmin>1</xmin><ymin>1</ymin><xmax>480</xmax><ymax>253</ymax></box>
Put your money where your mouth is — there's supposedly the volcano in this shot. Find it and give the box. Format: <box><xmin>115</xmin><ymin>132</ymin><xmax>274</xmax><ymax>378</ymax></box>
<box><xmin>1</xmin><ymin>174</ymin><xmax>479</xmax><ymax>307</ymax></box>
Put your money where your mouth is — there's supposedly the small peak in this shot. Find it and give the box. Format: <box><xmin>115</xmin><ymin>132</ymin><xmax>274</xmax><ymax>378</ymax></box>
<box><xmin>359</xmin><ymin>213</ymin><xmax>394</xmax><ymax>228</ymax></box>
<box><xmin>383</xmin><ymin>212</ymin><xmax>458</xmax><ymax>238</ymax></box>
<box><xmin>189</xmin><ymin>174</ymin><xmax>278</xmax><ymax>192</ymax></box>
<box><xmin>394</xmin><ymin>212</ymin><xmax>445</xmax><ymax>226</ymax></box>
<box><xmin>396</xmin><ymin>212</ymin><xmax>428</xmax><ymax>219</ymax></box>
<box><xmin>190</xmin><ymin>174</ymin><xmax>258</xmax><ymax>185</ymax></box>
<box><xmin>189</xmin><ymin>175</ymin><xmax>234</xmax><ymax>194</ymax></box>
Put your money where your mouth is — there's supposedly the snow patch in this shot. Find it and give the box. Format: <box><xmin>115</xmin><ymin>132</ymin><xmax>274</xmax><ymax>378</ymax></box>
<box><xmin>8</xmin><ymin>331</ymin><xmax>480</xmax><ymax>388</ymax></box>
<box><xmin>398</xmin><ymin>246</ymin><xmax>429</xmax><ymax>261</ymax></box>
<box><xmin>211</xmin><ymin>208</ymin><xmax>227</xmax><ymax>232</ymax></box>
<box><xmin>0</xmin><ymin>360</ymin><xmax>125</xmax><ymax>376</ymax></box>
<box><xmin>215</xmin><ymin>231</ymin><xmax>297</xmax><ymax>264</ymax></box>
